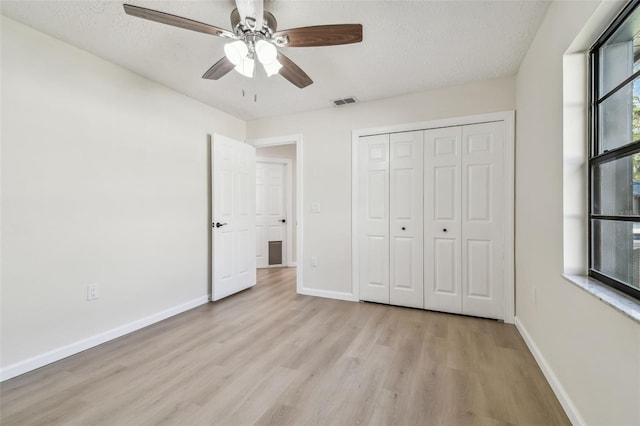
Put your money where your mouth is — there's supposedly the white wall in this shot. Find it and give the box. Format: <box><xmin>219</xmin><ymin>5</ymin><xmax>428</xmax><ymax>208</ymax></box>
<box><xmin>247</xmin><ymin>77</ymin><xmax>515</xmax><ymax>296</ymax></box>
<box><xmin>515</xmin><ymin>1</ymin><xmax>640</xmax><ymax>425</ymax></box>
<box><xmin>255</xmin><ymin>144</ymin><xmax>297</xmax><ymax>264</ymax></box>
<box><xmin>0</xmin><ymin>17</ymin><xmax>245</xmax><ymax>374</ymax></box>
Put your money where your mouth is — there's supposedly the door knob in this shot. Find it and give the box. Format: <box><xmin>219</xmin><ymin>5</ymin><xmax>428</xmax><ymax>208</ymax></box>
<box><xmin>214</xmin><ymin>222</ymin><xmax>227</xmax><ymax>228</ymax></box>
<box><xmin>280</xmin><ymin>219</ymin><xmax>286</xmax><ymax>223</ymax></box>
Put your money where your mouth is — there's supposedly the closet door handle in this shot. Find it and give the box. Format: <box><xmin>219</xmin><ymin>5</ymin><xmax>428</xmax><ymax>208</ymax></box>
<box><xmin>401</xmin><ymin>227</ymin><xmax>406</xmax><ymax>231</ymax></box>
<box><xmin>443</xmin><ymin>228</ymin><xmax>448</xmax><ymax>232</ymax></box>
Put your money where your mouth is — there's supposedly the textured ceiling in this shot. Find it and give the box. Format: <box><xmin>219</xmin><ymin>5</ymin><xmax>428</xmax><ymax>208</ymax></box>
<box><xmin>1</xmin><ymin>0</ymin><xmax>550</xmax><ymax>120</ymax></box>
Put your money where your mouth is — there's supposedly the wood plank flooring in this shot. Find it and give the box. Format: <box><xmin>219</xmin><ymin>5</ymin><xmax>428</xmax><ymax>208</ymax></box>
<box><xmin>1</xmin><ymin>267</ymin><xmax>569</xmax><ymax>425</ymax></box>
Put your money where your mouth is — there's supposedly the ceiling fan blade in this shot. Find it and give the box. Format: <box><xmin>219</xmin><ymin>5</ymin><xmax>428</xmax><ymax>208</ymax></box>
<box><xmin>273</xmin><ymin>24</ymin><xmax>362</xmax><ymax>47</ymax></box>
<box><xmin>277</xmin><ymin>52</ymin><xmax>313</xmax><ymax>89</ymax></box>
<box><xmin>202</xmin><ymin>57</ymin><xmax>235</xmax><ymax>80</ymax></box>
<box><xmin>123</xmin><ymin>4</ymin><xmax>235</xmax><ymax>39</ymax></box>
<box><xmin>235</xmin><ymin>0</ymin><xmax>263</xmax><ymax>31</ymax></box>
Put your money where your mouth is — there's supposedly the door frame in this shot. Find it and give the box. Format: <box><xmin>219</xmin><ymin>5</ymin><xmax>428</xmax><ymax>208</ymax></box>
<box><xmin>256</xmin><ymin>157</ymin><xmax>294</xmax><ymax>268</ymax></box>
<box><xmin>351</xmin><ymin>111</ymin><xmax>515</xmax><ymax>323</ymax></box>
<box><xmin>249</xmin><ymin>134</ymin><xmax>304</xmax><ymax>295</ymax></box>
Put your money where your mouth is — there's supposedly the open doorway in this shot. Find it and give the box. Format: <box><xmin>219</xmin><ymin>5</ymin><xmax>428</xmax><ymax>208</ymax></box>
<box><xmin>255</xmin><ymin>156</ymin><xmax>294</xmax><ymax>268</ymax></box>
<box><xmin>250</xmin><ymin>135</ymin><xmax>303</xmax><ymax>294</ymax></box>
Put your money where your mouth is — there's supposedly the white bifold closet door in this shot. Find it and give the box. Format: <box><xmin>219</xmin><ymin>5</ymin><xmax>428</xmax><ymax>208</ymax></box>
<box><xmin>461</xmin><ymin>122</ymin><xmax>505</xmax><ymax>319</ymax></box>
<box><xmin>359</xmin><ymin>131</ymin><xmax>423</xmax><ymax>308</ymax></box>
<box><xmin>424</xmin><ymin>122</ymin><xmax>505</xmax><ymax>319</ymax></box>
<box><xmin>424</xmin><ymin>126</ymin><xmax>463</xmax><ymax>314</ymax></box>
<box><xmin>358</xmin><ymin>134</ymin><xmax>389</xmax><ymax>304</ymax></box>
<box><xmin>389</xmin><ymin>131</ymin><xmax>424</xmax><ymax>308</ymax></box>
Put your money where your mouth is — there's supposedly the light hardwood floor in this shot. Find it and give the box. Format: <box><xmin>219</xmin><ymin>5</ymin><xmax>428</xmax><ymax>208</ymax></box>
<box><xmin>1</xmin><ymin>267</ymin><xmax>569</xmax><ymax>425</ymax></box>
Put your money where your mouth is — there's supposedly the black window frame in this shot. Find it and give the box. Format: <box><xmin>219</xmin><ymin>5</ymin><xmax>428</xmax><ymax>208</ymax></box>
<box><xmin>589</xmin><ymin>0</ymin><xmax>640</xmax><ymax>301</ymax></box>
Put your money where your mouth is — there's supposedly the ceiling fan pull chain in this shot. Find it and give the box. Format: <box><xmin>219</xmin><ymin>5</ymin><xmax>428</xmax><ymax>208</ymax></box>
<box><xmin>253</xmin><ymin>73</ymin><xmax>257</xmax><ymax>103</ymax></box>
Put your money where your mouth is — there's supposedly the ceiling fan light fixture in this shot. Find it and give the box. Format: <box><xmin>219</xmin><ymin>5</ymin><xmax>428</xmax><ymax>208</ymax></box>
<box><xmin>263</xmin><ymin>59</ymin><xmax>283</xmax><ymax>77</ymax></box>
<box><xmin>255</xmin><ymin>39</ymin><xmax>278</xmax><ymax>65</ymax></box>
<box><xmin>235</xmin><ymin>56</ymin><xmax>255</xmax><ymax>78</ymax></box>
<box><xmin>224</xmin><ymin>40</ymin><xmax>248</xmax><ymax>66</ymax></box>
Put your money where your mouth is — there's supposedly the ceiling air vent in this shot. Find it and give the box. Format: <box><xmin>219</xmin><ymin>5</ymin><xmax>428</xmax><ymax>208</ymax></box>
<box><xmin>331</xmin><ymin>97</ymin><xmax>358</xmax><ymax>107</ymax></box>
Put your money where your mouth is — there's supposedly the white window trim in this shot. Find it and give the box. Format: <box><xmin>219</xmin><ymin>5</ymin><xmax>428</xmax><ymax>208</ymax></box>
<box><xmin>562</xmin><ymin>0</ymin><xmax>640</xmax><ymax>323</ymax></box>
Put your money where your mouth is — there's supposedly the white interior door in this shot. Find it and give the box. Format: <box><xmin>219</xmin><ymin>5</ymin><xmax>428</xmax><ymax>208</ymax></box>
<box><xmin>461</xmin><ymin>122</ymin><xmax>505</xmax><ymax>319</ymax></box>
<box><xmin>358</xmin><ymin>134</ymin><xmax>390</xmax><ymax>304</ymax></box>
<box><xmin>389</xmin><ymin>131</ymin><xmax>424</xmax><ymax>308</ymax></box>
<box><xmin>424</xmin><ymin>126</ymin><xmax>462</xmax><ymax>314</ymax></box>
<box><xmin>212</xmin><ymin>134</ymin><xmax>256</xmax><ymax>301</ymax></box>
<box><xmin>255</xmin><ymin>161</ymin><xmax>286</xmax><ymax>268</ymax></box>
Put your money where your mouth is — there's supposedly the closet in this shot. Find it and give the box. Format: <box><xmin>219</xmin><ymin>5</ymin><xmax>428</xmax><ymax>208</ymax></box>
<box><xmin>357</xmin><ymin>120</ymin><xmax>507</xmax><ymax>320</ymax></box>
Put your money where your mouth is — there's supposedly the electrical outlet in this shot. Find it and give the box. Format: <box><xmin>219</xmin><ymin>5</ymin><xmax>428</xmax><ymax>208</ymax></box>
<box><xmin>87</xmin><ymin>283</ymin><xmax>99</xmax><ymax>301</ymax></box>
<box><xmin>311</xmin><ymin>256</ymin><xmax>317</xmax><ymax>267</ymax></box>
<box><xmin>311</xmin><ymin>202</ymin><xmax>320</xmax><ymax>213</ymax></box>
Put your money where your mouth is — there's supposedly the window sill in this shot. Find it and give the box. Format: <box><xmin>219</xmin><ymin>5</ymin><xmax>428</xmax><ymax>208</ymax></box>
<box><xmin>563</xmin><ymin>274</ymin><xmax>640</xmax><ymax>324</ymax></box>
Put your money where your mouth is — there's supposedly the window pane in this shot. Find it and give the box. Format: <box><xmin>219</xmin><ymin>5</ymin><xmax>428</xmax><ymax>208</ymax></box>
<box><xmin>598</xmin><ymin>78</ymin><xmax>640</xmax><ymax>153</ymax></box>
<box><xmin>592</xmin><ymin>219</ymin><xmax>640</xmax><ymax>291</ymax></box>
<box><xmin>592</xmin><ymin>152</ymin><xmax>640</xmax><ymax>216</ymax></box>
<box><xmin>599</xmin><ymin>5</ymin><xmax>640</xmax><ymax>96</ymax></box>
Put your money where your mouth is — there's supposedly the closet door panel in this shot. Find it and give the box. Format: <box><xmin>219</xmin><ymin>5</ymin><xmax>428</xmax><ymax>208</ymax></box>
<box><xmin>424</xmin><ymin>127</ymin><xmax>462</xmax><ymax>314</ymax></box>
<box><xmin>389</xmin><ymin>131</ymin><xmax>424</xmax><ymax>308</ymax></box>
<box><xmin>462</xmin><ymin>122</ymin><xmax>505</xmax><ymax>320</ymax></box>
<box><xmin>359</xmin><ymin>134</ymin><xmax>390</xmax><ymax>304</ymax></box>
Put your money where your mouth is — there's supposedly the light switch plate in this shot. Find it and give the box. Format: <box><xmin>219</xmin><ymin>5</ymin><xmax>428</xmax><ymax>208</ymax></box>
<box><xmin>87</xmin><ymin>283</ymin><xmax>99</xmax><ymax>301</ymax></box>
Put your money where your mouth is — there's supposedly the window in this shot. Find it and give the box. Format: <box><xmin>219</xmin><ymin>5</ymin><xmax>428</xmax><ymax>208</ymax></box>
<box><xmin>590</xmin><ymin>0</ymin><xmax>640</xmax><ymax>300</ymax></box>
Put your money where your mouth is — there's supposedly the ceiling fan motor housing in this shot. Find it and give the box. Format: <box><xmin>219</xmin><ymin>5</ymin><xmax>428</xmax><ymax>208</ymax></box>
<box><xmin>231</xmin><ymin>8</ymin><xmax>277</xmax><ymax>37</ymax></box>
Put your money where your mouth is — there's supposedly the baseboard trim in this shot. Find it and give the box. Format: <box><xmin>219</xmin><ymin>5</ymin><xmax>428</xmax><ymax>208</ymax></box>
<box><xmin>514</xmin><ymin>316</ymin><xmax>585</xmax><ymax>426</ymax></box>
<box><xmin>287</xmin><ymin>262</ymin><xmax>297</xmax><ymax>267</ymax></box>
<box><xmin>298</xmin><ymin>287</ymin><xmax>357</xmax><ymax>302</ymax></box>
<box><xmin>0</xmin><ymin>296</ymin><xmax>209</xmax><ymax>382</ymax></box>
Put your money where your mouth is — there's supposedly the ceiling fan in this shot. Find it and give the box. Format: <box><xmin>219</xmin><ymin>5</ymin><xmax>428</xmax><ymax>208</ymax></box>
<box><xmin>123</xmin><ymin>0</ymin><xmax>363</xmax><ymax>88</ymax></box>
